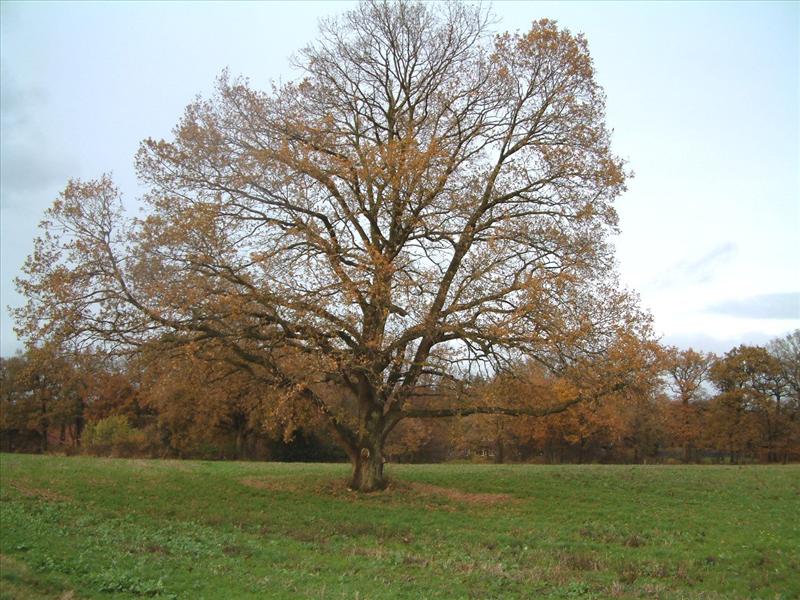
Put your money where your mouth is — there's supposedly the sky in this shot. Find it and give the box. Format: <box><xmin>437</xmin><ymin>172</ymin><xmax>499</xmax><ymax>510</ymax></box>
<box><xmin>1</xmin><ymin>1</ymin><xmax>798</xmax><ymax>357</ymax></box>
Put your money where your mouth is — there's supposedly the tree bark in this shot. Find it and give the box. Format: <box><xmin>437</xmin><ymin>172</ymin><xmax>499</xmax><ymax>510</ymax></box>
<box><xmin>235</xmin><ymin>429</ymin><xmax>244</xmax><ymax>460</ymax></box>
<box><xmin>349</xmin><ymin>438</ymin><xmax>385</xmax><ymax>492</ymax></box>
<box><xmin>40</xmin><ymin>397</ymin><xmax>49</xmax><ymax>452</ymax></box>
<box><xmin>74</xmin><ymin>414</ymin><xmax>84</xmax><ymax>448</ymax></box>
<box><xmin>494</xmin><ymin>438</ymin><xmax>505</xmax><ymax>464</ymax></box>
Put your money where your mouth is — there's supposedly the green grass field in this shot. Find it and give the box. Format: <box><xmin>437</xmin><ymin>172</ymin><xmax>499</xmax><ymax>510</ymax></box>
<box><xmin>1</xmin><ymin>454</ymin><xmax>798</xmax><ymax>599</ymax></box>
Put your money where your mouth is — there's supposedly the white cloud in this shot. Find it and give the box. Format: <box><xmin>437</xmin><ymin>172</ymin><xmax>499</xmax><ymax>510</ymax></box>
<box><xmin>706</xmin><ymin>292</ymin><xmax>800</xmax><ymax>320</ymax></box>
<box><xmin>648</xmin><ymin>242</ymin><xmax>738</xmax><ymax>291</ymax></box>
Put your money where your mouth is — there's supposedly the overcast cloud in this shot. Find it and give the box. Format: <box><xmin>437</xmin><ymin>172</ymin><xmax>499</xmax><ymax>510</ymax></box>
<box><xmin>649</xmin><ymin>242</ymin><xmax>739</xmax><ymax>291</ymax></box>
<box><xmin>0</xmin><ymin>69</ymin><xmax>74</xmax><ymax>198</ymax></box>
<box><xmin>707</xmin><ymin>292</ymin><xmax>800</xmax><ymax>320</ymax></box>
<box><xmin>1</xmin><ymin>1</ymin><xmax>798</xmax><ymax>357</ymax></box>
<box><xmin>661</xmin><ymin>331</ymin><xmax>783</xmax><ymax>356</ymax></box>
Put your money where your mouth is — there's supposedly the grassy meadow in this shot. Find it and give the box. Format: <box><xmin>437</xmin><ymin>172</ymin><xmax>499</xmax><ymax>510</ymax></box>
<box><xmin>1</xmin><ymin>454</ymin><xmax>798</xmax><ymax>599</ymax></box>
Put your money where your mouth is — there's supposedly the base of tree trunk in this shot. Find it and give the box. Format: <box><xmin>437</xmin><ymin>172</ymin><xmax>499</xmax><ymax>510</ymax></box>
<box><xmin>349</xmin><ymin>447</ymin><xmax>386</xmax><ymax>492</ymax></box>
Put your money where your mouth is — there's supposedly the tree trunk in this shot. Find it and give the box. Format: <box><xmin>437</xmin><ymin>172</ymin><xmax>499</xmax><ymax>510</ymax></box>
<box><xmin>40</xmin><ymin>398</ymin><xmax>49</xmax><ymax>453</ymax></box>
<box><xmin>682</xmin><ymin>400</ymin><xmax>691</xmax><ymax>463</ymax></box>
<box><xmin>74</xmin><ymin>414</ymin><xmax>84</xmax><ymax>447</ymax></box>
<box><xmin>235</xmin><ymin>429</ymin><xmax>245</xmax><ymax>460</ymax></box>
<box><xmin>346</xmin><ymin>380</ymin><xmax>389</xmax><ymax>492</ymax></box>
<box><xmin>349</xmin><ymin>440</ymin><xmax>385</xmax><ymax>492</ymax></box>
<box><xmin>494</xmin><ymin>438</ymin><xmax>505</xmax><ymax>464</ymax></box>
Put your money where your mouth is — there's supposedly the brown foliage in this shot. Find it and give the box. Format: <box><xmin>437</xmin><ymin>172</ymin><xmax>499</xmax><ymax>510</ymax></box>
<box><xmin>15</xmin><ymin>2</ymin><xmax>650</xmax><ymax>489</ymax></box>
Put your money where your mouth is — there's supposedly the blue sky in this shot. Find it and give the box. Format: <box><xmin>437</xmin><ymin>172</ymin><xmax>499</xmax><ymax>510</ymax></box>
<box><xmin>1</xmin><ymin>1</ymin><xmax>798</xmax><ymax>356</ymax></box>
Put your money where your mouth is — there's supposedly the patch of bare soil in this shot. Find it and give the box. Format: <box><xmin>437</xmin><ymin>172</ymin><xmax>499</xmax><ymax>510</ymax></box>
<box><xmin>406</xmin><ymin>482</ymin><xmax>514</xmax><ymax>506</ymax></box>
<box><xmin>153</xmin><ymin>459</ymin><xmax>198</xmax><ymax>472</ymax></box>
<box><xmin>241</xmin><ymin>476</ymin><xmax>513</xmax><ymax>507</ymax></box>
<box><xmin>312</xmin><ymin>478</ymin><xmax>513</xmax><ymax>507</ymax></box>
<box><xmin>240</xmin><ymin>477</ymin><xmax>300</xmax><ymax>493</ymax></box>
<box><xmin>10</xmin><ymin>482</ymin><xmax>71</xmax><ymax>502</ymax></box>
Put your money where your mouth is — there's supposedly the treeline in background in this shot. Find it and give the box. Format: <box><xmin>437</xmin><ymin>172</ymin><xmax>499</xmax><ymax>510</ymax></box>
<box><xmin>2</xmin><ymin>330</ymin><xmax>798</xmax><ymax>465</ymax></box>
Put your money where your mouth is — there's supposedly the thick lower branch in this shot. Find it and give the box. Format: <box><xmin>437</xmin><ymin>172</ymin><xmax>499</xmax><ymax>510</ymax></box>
<box><xmin>399</xmin><ymin>379</ymin><xmax>630</xmax><ymax>421</ymax></box>
<box><xmin>399</xmin><ymin>396</ymin><xmax>583</xmax><ymax>419</ymax></box>
<box><xmin>298</xmin><ymin>386</ymin><xmax>358</xmax><ymax>459</ymax></box>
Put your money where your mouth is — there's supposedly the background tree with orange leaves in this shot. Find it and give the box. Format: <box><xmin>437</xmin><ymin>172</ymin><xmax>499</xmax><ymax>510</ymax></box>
<box><xmin>15</xmin><ymin>1</ymin><xmax>650</xmax><ymax>490</ymax></box>
<box><xmin>663</xmin><ymin>347</ymin><xmax>714</xmax><ymax>463</ymax></box>
<box><xmin>707</xmin><ymin>343</ymin><xmax>797</xmax><ymax>463</ymax></box>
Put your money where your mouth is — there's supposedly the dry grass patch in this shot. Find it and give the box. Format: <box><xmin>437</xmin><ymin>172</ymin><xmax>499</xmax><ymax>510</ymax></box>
<box><xmin>239</xmin><ymin>477</ymin><xmax>301</xmax><ymax>493</ymax></box>
<box><xmin>9</xmin><ymin>482</ymin><xmax>71</xmax><ymax>502</ymax></box>
<box><xmin>310</xmin><ymin>477</ymin><xmax>515</xmax><ymax>508</ymax></box>
<box><xmin>406</xmin><ymin>482</ymin><xmax>514</xmax><ymax>506</ymax></box>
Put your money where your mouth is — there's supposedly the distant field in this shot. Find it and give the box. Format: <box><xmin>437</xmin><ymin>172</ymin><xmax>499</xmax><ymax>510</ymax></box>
<box><xmin>1</xmin><ymin>455</ymin><xmax>798</xmax><ymax>599</ymax></box>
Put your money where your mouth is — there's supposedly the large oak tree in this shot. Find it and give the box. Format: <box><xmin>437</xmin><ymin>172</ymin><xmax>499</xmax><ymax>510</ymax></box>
<box><xmin>15</xmin><ymin>1</ymin><xmax>649</xmax><ymax>490</ymax></box>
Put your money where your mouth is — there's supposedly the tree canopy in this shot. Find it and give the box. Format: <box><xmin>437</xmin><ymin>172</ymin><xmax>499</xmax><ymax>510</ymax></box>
<box><xmin>14</xmin><ymin>1</ymin><xmax>651</xmax><ymax>490</ymax></box>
